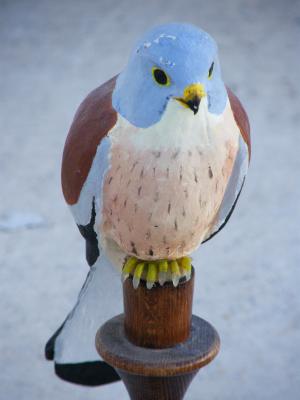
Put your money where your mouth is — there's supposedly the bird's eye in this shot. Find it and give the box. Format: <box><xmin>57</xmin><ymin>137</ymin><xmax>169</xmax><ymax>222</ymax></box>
<box><xmin>208</xmin><ymin>62</ymin><xmax>214</xmax><ymax>79</ymax></box>
<box><xmin>152</xmin><ymin>67</ymin><xmax>171</xmax><ymax>86</ymax></box>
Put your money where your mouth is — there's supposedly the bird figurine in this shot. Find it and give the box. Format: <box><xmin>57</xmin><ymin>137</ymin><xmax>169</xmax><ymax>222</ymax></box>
<box><xmin>46</xmin><ymin>22</ymin><xmax>250</xmax><ymax>386</ymax></box>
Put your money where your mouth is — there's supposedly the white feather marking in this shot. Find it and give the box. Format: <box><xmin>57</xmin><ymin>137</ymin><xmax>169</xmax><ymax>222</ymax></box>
<box><xmin>54</xmin><ymin>254</ymin><xmax>122</xmax><ymax>364</ymax></box>
<box><xmin>153</xmin><ymin>33</ymin><xmax>177</xmax><ymax>44</ymax></box>
<box><xmin>70</xmin><ymin>136</ymin><xmax>112</xmax><ymax>227</ymax></box>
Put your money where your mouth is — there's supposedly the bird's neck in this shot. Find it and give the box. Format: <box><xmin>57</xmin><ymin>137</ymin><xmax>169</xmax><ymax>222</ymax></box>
<box><xmin>109</xmin><ymin>97</ymin><xmax>227</xmax><ymax>153</ymax></box>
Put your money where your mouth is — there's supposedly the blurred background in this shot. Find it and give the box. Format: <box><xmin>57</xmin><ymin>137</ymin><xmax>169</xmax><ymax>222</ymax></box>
<box><xmin>1</xmin><ymin>0</ymin><xmax>300</xmax><ymax>399</ymax></box>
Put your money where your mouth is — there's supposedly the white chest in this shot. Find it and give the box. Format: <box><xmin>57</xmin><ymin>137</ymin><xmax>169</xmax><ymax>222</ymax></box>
<box><xmin>101</xmin><ymin>98</ymin><xmax>240</xmax><ymax>260</ymax></box>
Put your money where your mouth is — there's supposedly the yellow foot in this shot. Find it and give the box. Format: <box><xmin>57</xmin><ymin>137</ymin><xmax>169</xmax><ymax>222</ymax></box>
<box><xmin>122</xmin><ymin>256</ymin><xmax>192</xmax><ymax>289</ymax></box>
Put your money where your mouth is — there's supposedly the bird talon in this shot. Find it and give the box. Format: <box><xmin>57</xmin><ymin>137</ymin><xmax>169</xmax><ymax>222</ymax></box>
<box><xmin>179</xmin><ymin>256</ymin><xmax>192</xmax><ymax>280</ymax></box>
<box><xmin>121</xmin><ymin>257</ymin><xmax>138</xmax><ymax>282</ymax></box>
<box><xmin>158</xmin><ymin>260</ymin><xmax>168</xmax><ymax>286</ymax></box>
<box><xmin>122</xmin><ymin>256</ymin><xmax>192</xmax><ymax>289</ymax></box>
<box><xmin>158</xmin><ymin>271</ymin><xmax>167</xmax><ymax>286</ymax></box>
<box><xmin>146</xmin><ymin>262</ymin><xmax>157</xmax><ymax>289</ymax></box>
<box><xmin>170</xmin><ymin>260</ymin><xmax>180</xmax><ymax>287</ymax></box>
<box><xmin>133</xmin><ymin>262</ymin><xmax>145</xmax><ymax>289</ymax></box>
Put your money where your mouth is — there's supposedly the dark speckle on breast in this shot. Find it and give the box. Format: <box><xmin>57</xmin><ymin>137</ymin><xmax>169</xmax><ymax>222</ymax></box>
<box><xmin>172</xmin><ymin>150</ymin><xmax>180</xmax><ymax>159</ymax></box>
<box><xmin>196</xmin><ymin>146</ymin><xmax>203</xmax><ymax>156</ymax></box>
<box><xmin>194</xmin><ymin>171</ymin><xmax>198</xmax><ymax>183</ymax></box>
<box><xmin>152</xmin><ymin>151</ymin><xmax>161</xmax><ymax>158</ymax></box>
<box><xmin>198</xmin><ymin>195</ymin><xmax>202</xmax><ymax>207</ymax></box>
<box><xmin>130</xmin><ymin>161</ymin><xmax>138</xmax><ymax>172</ymax></box>
<box><xmin>208</xmin><ymin>166</ymin><xmax>213</xmax><ymax>179</ymax></box>
<box><xmin>130</xmin><ymin>241</ymin><xmax>137</xmax><ymax>254</ymax></box>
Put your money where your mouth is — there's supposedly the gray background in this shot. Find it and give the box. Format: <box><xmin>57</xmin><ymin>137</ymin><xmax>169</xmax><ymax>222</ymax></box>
<box><xmin>1</xmin><ymin>0</ymin><xmax>300</xmax><ymax>399</ymax></box>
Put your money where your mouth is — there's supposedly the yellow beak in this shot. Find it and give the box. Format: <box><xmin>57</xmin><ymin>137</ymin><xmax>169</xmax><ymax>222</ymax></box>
<box><xmin>176</xmin><ymin>83</ymin><xmax>206</xmax><ymax>114</ymax></box>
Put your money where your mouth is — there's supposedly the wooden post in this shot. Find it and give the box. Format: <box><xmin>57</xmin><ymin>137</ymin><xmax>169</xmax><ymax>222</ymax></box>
<box><xmin>96</xmin><ymin>269</ymin><xmax>220</xmax><ymax>400</ymax></box>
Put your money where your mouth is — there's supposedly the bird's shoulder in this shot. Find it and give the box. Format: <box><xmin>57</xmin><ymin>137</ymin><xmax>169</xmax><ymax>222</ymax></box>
<box><xmin>226</xmin><ymin>87</ymin><xmax>251</xmax><ymax>160</ymax></box>
<box><xmin>61</xmin><ymin>76</ymin><xmax>118</xmax><ymax>205</ymax></box>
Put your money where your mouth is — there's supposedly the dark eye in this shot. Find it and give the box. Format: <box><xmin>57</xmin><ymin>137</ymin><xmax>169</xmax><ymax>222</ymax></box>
<box><xmin>208</xmin><ymin>62</ymin><xmax>214</xmax><ymax>79</ymax></box>
<box><xmin>152</xmin><ymin>67</ymin><xmax>170</xmax><ymax>86</ymax></box>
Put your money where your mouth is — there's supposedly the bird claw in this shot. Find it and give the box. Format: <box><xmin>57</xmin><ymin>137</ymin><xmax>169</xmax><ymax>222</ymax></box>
<box><xmin>121</xmin><ymin>257</ymin><xmax>138</xmax><ymax>283</ymax></box>
<box><xmin>146</xmin><ymin>280</ymin><xmax>155</xmax><ymax>290</ymax></box>
<box><xmin>158</xmin><ymin>271</ymin><xmax>167</xmax><ymax>286</ymax></box>
<box><xmin>172</xmin><ymin>274</ymin><xmax>180</xmax><ymax>287</ymax></box>
<box><xmin>133</xmin><ymin>276</ymin><xmax>141</xmax><ymax>289</ymax></box>
<box><xmin>180</xmin><ymin>256</ymin><xmax>192</xmax><ymax>281</ymax></box>
<box><xmin>122</xmin><ymin>256</ymin><xmax>192</xmax><ymax>289</ymax></box>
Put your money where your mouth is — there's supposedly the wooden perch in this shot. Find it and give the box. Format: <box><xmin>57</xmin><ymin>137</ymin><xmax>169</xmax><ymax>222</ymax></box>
<box><xmin>96</xmin><ymin>269</ymin><xmax>220</xmax><ymax>400</ymax></box>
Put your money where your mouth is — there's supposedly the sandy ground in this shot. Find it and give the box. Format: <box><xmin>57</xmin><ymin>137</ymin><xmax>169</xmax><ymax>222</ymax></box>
<box><xmin>1</xmin><ymin>0</ymin><xmax>300</xmax><ymax>399</ymax></box>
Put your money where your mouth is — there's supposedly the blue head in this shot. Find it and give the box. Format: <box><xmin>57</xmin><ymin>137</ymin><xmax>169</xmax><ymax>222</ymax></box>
<box><xmin>112</xmin><ymin>23</ymin><xmax>227</xmax><ymax>128</ymax></box>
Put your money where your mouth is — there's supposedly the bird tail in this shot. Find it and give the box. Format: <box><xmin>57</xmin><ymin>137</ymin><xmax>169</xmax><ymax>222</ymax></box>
<box><xmin>45</xmin><ymin>254</ymin><xmax>123</xmax><ymax>386</ymax></box>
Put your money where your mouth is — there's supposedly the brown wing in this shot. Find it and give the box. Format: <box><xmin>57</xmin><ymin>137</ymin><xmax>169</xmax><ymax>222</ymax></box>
<box><xmin>61</xmin><ymin>76</ymin><xmax>117</xmax><ymax>205</ymax></box>
<box><xmin>227</xmin><ymin>87</ymin><xmax>251</xmax><ymax>160</ymax></box>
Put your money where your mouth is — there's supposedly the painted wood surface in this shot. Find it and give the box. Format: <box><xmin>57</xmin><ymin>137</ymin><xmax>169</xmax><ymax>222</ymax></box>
<box><xmin>96</xmin><ymin>271</ymin><xmax>220</xmax><ymax>399</ymax></box>
<box><xmin>123</xmin><ymin>272</ymin><xmax>194</xmax><ymax>348</ymax></box>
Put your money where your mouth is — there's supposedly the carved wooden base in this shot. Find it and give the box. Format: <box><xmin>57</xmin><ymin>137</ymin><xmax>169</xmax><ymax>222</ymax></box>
<box><xmin>96</xmin><ymin>314</ymin><xmax>220</xmax><ymax>400</ymax></box>
<box><xmin>123</xmin><ymin>272</ymin><xmax>195</xmax><ymax>348</ymax></box>
<box><xmin>116</xmin><ymin>371</ymin><xmax>197</xmax><ymax>400</ymax></box>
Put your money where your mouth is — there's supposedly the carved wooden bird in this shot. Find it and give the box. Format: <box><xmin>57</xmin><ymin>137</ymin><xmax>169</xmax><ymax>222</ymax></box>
<box><xmin>46</xmin><ymin>23</ymin><xmax>250</xmax><ymax>386</ymax></box>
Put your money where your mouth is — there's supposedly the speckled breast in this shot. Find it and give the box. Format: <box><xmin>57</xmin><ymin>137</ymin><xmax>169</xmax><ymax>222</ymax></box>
<box><xmin>101</xmin><ymin>136</ymin><xmax>237</xmax><ymax>260</ymax></box>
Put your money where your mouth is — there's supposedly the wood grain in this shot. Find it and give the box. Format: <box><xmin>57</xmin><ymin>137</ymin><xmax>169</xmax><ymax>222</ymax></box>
<box><xmin>116</xmin><ymin>371</ymin><xmax>198</xmax><ymax>400</ymax></box>
<box><xmin>95</xmin><ymin>268</ymin><xmax>220</xmax><ymax>399</ymax></box>
<box><xmin>96</xmin><ymin>314</ymin><xmax>220</xmax><ymax>377</ymax></box>
<box><xmin>123</xmin><ymin>272</ymin><xmax>194</xmax><ymax>348</ymax></box>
